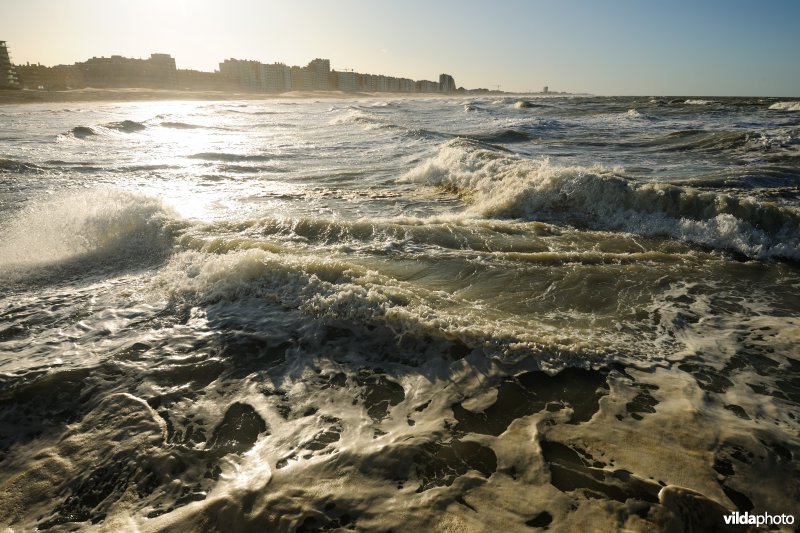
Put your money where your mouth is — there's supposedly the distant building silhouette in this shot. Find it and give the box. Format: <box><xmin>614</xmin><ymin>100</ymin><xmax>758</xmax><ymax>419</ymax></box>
<box><xmin>78</xmin><ymin>53</ymin><xmax>176</xmax><ymax>88</ymax></box>
<box><xmin>334</xmin><ymin>70</ymin><xmax>357</xmax><ymax>92</ymax></box>
<box><xmin>439</xmin><ymin>74</ymin><xmax>456</xmax><ymax>93</ymax></box>
<box><xmin>72</xmin><ymin>54</ymin><xmax>176</xmax><ymax>88</ymax></box>
<box><xmin>0</xmin><ymin>41</ymin><xmax>20</xmax><ymax>89</ymax></box>
<box><xmin>416</xmin><ymin>79</ymin><xmax>438</xmax><ymax>93</ymax></box>
<box><xmin>16</xmin><ymin>62</ymin><xmax>82</xmax><ymax>90</ymax></box>
<box><xmin>5</xmin><ymin>38</ymin><xmax>467</xmax><ymax>95</ymax></box>
<box><xmin>307</xmin><ymin>58</ymin><xmax>330</xmax><ymax>90</ymax></box>
<box><xmin>176</xmin><ymin>68</ymin><xmax>231</xmax><ymax>91</ymax></box>
<box><xmin>219</xmin><ymin>58</ymin><xmax>263</xmax><ymax>90</ymax></box>
<box><xmin>263</xmin><ymin>63</ymin><xmax>292</xmax><ymax>92</ymax></box>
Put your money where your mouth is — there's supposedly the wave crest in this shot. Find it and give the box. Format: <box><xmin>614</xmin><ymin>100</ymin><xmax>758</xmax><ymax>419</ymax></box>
<box><xmin>769</xmin><ymin>101</ymin><xmax>800</xmax><ymax>112</ymax></box>
<box><xmin>105</xmin><ymin>120</ymin><xmax>147</xmax><ymax>133</ymax></box>
<box><xmin>0</xmin><ymin>190</ymin><xmax>181</xmax><ymax>274</ymax></box>
<box><xmin>400</xmin><ymin>139</ymin><xmax>800</xmax><ymax>260</ymax></box>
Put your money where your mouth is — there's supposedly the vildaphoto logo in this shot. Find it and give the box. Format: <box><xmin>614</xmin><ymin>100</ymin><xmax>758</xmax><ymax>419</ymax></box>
<box><xmin>723</xmin><ymin>511</ymin><xmax>795</xmax><ymax>527</ymax></box>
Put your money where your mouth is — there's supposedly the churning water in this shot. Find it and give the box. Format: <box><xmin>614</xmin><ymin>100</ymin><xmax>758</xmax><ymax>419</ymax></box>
<box><xmin>1</xmin><ymin>95</ymin><xmax>799</xmax><ymax>531</ymax></box>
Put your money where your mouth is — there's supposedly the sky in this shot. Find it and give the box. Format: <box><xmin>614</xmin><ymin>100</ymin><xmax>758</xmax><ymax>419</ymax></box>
<box><xmin>2</xmin><ymin>0</ymin><xmax>799</xmax><ymax>96</ymax></box>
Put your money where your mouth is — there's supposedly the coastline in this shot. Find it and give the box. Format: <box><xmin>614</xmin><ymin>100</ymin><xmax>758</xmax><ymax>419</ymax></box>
<box><xmin>0</xmin><ymin>87</ymin><xmax>499</xmax><ymax>105</ymax></box>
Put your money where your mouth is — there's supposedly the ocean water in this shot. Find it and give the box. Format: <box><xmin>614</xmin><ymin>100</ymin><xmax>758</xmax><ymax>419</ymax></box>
<box><xmin>0</xmin><ymin>95</ymin><xmax>799</xmax><ymax>531</ymax></box>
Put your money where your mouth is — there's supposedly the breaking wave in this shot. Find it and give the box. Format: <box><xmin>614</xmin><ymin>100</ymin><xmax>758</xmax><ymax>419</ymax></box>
<box><xmin>769</xmin><ymin>101</ymin><xmax>800</xmax><ymax>112</ymax></box>
<box><xmin>466</xmin><ymin>129</ymin><xmax>534</xmax><ymax>144</ymax></box>
<box><xmin>70</xmin><ymin>126</ymin><xmax>98</xmax><ymax>138</ymax></box>
<box><xmin>400</xmin><ymin>139</ymin><xmax>800</xmax><ymax>260</ymax></box>
<box><xmin>329</xmin><ymin>109</ymin><xmax>389</xmax><ymax>129</ymax></box>
<box><xmin>105</xmin><ymin>120</ymin><xmax>147</xmax><ymax>133</ymax></box>
<box><xmin>0</xmin><ymin>158</ymin><xmax>44</xmax><ymax>173</ymax></box>
<box><xmin>647</xmin><ymin>128</ymin><xmax>799</xmax><ymax>154</ymax></box>
<box><xmin>189</xmin><ymin>152</ymin><xmax>273</xmax><ymax>162</ymax></box>
<box><xmin>0</xmin><ymin>189</ymin><xmax>181</xmax><ymax>275</ymax></box>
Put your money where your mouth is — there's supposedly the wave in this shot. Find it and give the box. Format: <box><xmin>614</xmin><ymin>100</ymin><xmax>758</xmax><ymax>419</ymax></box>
<box><xmin>0</xmin><ymin>158</ymin><xmax>44</xmax><ymax>173</ymax></box>
<box><xmin>122</xmin><ymin>164</ymin><xmax>181</xmax><ymax>172</ymax></box>
<box><xmin>399</xmin><ymin>139</ymin><xmax>800</xmax><ymax>260</ymax></box>
<box><xmin>220</xmin><ymin>109</ymin><xmax>276</xmax><ymax>115</ymax></box>
<box><xmin>329</xmin><ymin>109</ymin><xmax>391</xmax><ymax>129</ymax></box>
<box><xmin>189</xmin><ymin>152</ymin><xmax>273</xmax><ymax>162</ymax></box>
<box><xmin>159</xmin><ymin>121</ymin><xmax>205</xmax><ymax>130</ymax></box>
<box><xmin>648</xmin><ymin>128</ymin><xmax>799</xmax><ymax>154</ymax></box>
<box><xmin>684</xmin><ymin>99</ymin><xmax>713</xmax><ymax>105</ymax></box>
<box><xmin>465</xmin><ymin>129</ymin><xmax>534</xmax><ymax>144</ymax></box>
<box><xmin>45</xmin><ymin>159</ymin><xmax>96</xmax><ymax>166</ymax></box>
<box><xmin>0</xmin><ymin>189</ymin><xmax>181</xmax><ymax>276</ymax></box>
<box><xmin>624</xmin><ymin>109</ymin><xmax>657</xmax><ymax>120</ymax></box>
<box><xmin>769</xmin><ymin>101</ymin><xmax>800</xmax><ymax>112</ymax></box>
<box><xmin>70</xmin><ymin>126</ymin><xmax>98</xmax><ymax>138</ymax></box>
<box><xmin>218</xmin><ymin>163</ymin><xmax>287</xmax><ymax>174</ymax></box>
<box><xmin>400</xmin><ymin>128</ymin><xmax>453</xmax><ymax>141</ymax></box>
<box><xmin>150</xmin><ymin>246</ymin><xmax>612</xmax><ymax>363</ymax></box>
<box><xmin>104</xmin><ymin>120</ymin><xmax>147</xmax><ymax>133</ymax></box>
<box><xmin>514</xmin><ymin>100</ymin><xmax>547</xmax><ymax>109</ymax></box>
<box><xmin>191</xmin><ymin>215</ymin><xmax>545</xmax><ymax>256</ymax></box>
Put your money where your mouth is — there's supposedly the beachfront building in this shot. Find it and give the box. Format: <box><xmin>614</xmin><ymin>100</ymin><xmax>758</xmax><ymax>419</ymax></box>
<box><xmin>15</xmin><ymin>62</ymin><xmax>48</xmax><ymax>90</ymax></box>
<box><xmin>78</xmin><ymin>53</ymin><xmax>177</xmax><ymax>89</ymax></box>
<box><xmin>291</xmin><ymin>66</ymin><xmax>312</xmax><ymax>91</ymax></box>
<box><xmin>416</xmin><ymin>80</ymin><xmax>439</xmax><ymax>93</ymax></box>
<box><xmin>307</xmin><ymin>58</ymin><xmax>330</xmax><ymax>91</ymax></box>
<box><xmin>439</xmin><ymin>74</ymin><xmax>456</xmax><ymax>93</ymax></box>
<box><xmin>334</xmin><ymin>70</ymin><xmax>357</xmax><ymax>92</ymax></box>
<box><xmin>15</xmin><ymin>62</ymin><xmax>84</xmax><ymax>90</ymax></box>
<box><xmin>399</xmin><ymin>78</ymin><xmax>415</xmax><ymax>92</ymax></box>
<box><xmin>219</xmin><ymin>58</ymin><xmax>264</xmax><ymax>90</ymax></box>
<box><xmin>5</xmin><ymin>42</ymin><xmax>457</xmax><ymax>95</ymax></box>
<box><xmin>263</xmin><ymin>63</ymin><xmax>292</xmax><ymax>92</ymax></box>
<box><xmin>176</xmin><ymin>69</ymin><xmax>231</xmax><ymax>91</ymax></box>
<box><xmin>0</xmin><ymin>41</ymin><xmax>20</xmax><ymax>89</ymax></box>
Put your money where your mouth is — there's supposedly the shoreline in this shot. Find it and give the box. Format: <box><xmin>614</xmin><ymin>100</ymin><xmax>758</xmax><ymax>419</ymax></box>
<box><xmin>0</xmin><ymin>87</ymin><xmax>515</xmax><ymax>105</ymax></box>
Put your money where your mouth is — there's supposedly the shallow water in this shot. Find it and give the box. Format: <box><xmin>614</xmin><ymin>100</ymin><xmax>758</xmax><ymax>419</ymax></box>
<box><xmin>1</xmin><ymin>95</ymin><xmax>799</xmax><ymax>531</ymax></box>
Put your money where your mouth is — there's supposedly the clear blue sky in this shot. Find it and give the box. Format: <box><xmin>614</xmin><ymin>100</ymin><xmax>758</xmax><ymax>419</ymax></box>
<box><xmin>2</xmin><ymin>0</ymin><xmax>799</xmax><ymax>96</ymax></box>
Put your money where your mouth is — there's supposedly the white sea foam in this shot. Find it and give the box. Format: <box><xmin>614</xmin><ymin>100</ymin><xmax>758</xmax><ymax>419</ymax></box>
<box><xmin>684</xmin><ymin>99</ymin><xmax>712</xmax><ymax>105</ymax></box>
<box><xmin>329</xmin><ymin>108</ymin><xmax>386</xmax><ymax>128</ymax></box>
<box><xmin>624</xmin><ymin>108</ymin><xmax>652</xmax><ymax>119</ymax></box>
<box><xmin>401</xmin><ymin>139</ymin><xmax>800</xmax><ymax>260</ymax></box>
<box><xmin>768</xmin><ymin>101</ymin><xmax>800</xmax><ymax>111</ymax></box>
<box><xmin>2</xmin><ymin>96</ymin><xmax>799</xmax><ymax>532</ymax></box>
<box><xmin>0</xmin><ymin>189</ymin><xmax>180</xmax><ymax>273</ymax></box>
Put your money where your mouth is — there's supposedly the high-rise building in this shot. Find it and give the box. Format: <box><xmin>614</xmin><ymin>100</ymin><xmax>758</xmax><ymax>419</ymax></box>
<box><xmin>334</xmin><ymin>70</ymin><xmax>356</xmax><ymax>92</ymax></box>
<box><xmin>219</xmin><ymin>58</ymin><xmax>263</xmax><ymax>90</ymax></box>
<box><xmin>79</xmin><ymin>53</ymin><xmax>177</xmax><ymax>88</ymax></box>
<box><xmin>416</xmin><ymin>80</ymin><xmax>439</xmax><ymax>93</ymax></box>
<box><xmin>176</xmin><ymin>69</ymin><xmax>230</xmax><ymax>91</ymax></box>
<box><xmin>263</xmin><ymin>62</ymin><xmax>291</xmax><ymax>92</ymax></box>
<box><xmin>0</xmin><ymin>41</ymin><xmax>20</xmax><ymax>89</ymax></box>
<box><xmin>439</xmin><ymin>74</ymin><xmax>456</xmax><ymax>93</ymax></box>
<box><xmin>307</xmin><ymin>58</ymin><xmax>330</xmax><ymax>90</ymax></box>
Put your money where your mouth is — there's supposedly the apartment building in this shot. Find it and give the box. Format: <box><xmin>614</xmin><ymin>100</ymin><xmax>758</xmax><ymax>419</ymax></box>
<box><xmin>0</xmin><ymin>41</ymin><xmax>20</xmax><ymax>89</ymax></box>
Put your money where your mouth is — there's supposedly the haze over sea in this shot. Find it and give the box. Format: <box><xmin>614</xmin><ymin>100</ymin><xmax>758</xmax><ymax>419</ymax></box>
<box><xmin>1</xmin><ymin>94</ymin><xmax>799</xmax><ymax>531</ymax></box>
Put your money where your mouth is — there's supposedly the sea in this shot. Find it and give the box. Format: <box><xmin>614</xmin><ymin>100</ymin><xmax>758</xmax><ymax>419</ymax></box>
<box><xmin>1</xmin><ymin>95</ymin><xmax>799</xmax><ymax>532</ymax></box>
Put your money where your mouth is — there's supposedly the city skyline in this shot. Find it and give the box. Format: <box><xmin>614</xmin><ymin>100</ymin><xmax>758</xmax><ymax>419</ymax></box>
<box><xmin>4</xmin><ymin>44</ymin><xmax>470</xmax><ymax>95</ymax></box>
<box><xmin>2</xmin><ymin>0</ymin><xmax>800</xmax><ymax>96</ymax></box>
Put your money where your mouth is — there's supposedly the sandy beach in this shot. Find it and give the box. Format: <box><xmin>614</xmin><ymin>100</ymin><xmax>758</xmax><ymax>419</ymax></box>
<box><xmin>0</xmin><ymin>87</ymin><xmax>475</xmax><ymax>105</ymax></box>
